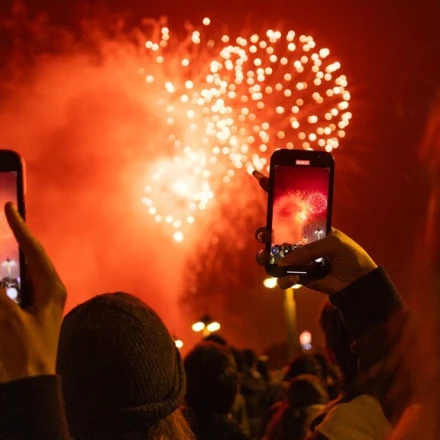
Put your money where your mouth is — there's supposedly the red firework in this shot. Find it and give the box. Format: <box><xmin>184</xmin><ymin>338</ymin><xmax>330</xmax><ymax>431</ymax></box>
<box><xmin>305</xmin><ymin>191</ymin><xmax>328</xmax><ymax>214</ymax></box>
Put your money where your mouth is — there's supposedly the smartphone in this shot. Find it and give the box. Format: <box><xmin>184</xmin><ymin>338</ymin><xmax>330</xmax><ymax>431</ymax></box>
<box><xmin>265</xmin><ymin>149</ymin><xmax>334</xmax><ymax>279</ymax></box>
<box><xmin>0</xmin><ymin>150</ymin><xmax>26</xmax><ymax>306</ymax></box>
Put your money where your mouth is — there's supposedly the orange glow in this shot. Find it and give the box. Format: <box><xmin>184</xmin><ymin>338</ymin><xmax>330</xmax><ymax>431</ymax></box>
<box><xmin>139</xmin><ymin>19</ymin><xmax>350</xmax><ymax>239</ymax></box>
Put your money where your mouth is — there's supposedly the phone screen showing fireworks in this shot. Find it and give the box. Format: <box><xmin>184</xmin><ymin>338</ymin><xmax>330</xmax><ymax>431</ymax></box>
<box><xmin>270</xmin><ymin>165</ymin><xmax>330</xmax><ymax>265</ymax></box>
<box><xmin>0</xmin><ymin>172</ymin><xmax>21</xmax><ymax>304</ymax></box>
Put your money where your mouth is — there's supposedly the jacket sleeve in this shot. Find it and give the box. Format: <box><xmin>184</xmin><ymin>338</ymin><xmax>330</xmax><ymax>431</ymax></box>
<box><xmin>306</xmin><ymin>432</ymin><xmax>329</xmax><ymax>440</ymax></box>
<box><xmin>0</xmin><ymin>375</ymin><xmax>71</xmax><ymax>440</ymax></box>
<box><xmin>330</xmin><ymin>266</ymin><xmax>404</xmax><ymax>338</ymax></box>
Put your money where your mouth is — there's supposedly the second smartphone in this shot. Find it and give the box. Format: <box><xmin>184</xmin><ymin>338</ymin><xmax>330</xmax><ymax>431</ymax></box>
<box><xmin>265</xmin><ymin>149</ymin><xmax>334</xmax><ymax>279</ymax></box>
<box><xmin>0</xmin><ymin>150</ymin><xmax>26</xmax><ymax>306</ymax></box>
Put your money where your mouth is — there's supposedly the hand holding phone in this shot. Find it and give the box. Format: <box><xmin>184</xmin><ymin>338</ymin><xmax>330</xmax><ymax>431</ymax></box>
<box><xmin>254</xmin><ymin>166</ymin><xmax>378</xmax><ymax>294</ymax></box>
<box><xmin>0</xmin><ymin>202</ymin><xmax>67</xmax><ymax>383</ymax></box>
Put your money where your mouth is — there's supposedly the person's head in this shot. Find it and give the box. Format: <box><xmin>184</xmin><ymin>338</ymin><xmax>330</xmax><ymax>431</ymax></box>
<box><xmin>284</xmin><ymin>354</ymin><xmax>321</xmax><ymax>382</ymax></box>
<box><xmin>265</xmin><ymin>375</ymin><xmax>328</xmax><ymax>440</ymax></box>
<box><xmin>287</xmin><ymin>374</ymin><xmax>329</xmax><ymax>408</ymax></box>
<box><xmin>204</xmin><ymin>333</ymin><xmax>227</xmax><ymax>346</ymax></box>
<box><xmin>319</xmin><ymin>301</ymin><xmax>358</xmax><ymax>386</ymax></box>
<box><xmin>57</xmin><ymin>292</ymin><xmax>192</xmax><ymax>440</ymax></box>
<box><xmin>241</xmin><ymin>348</ymin><xmax>258</xmax><ymax>370</ymax></box>
<box><xmin>184</xmin><ymin>341</ymin><xmax>238</xmax><ymax>416</ymax></box>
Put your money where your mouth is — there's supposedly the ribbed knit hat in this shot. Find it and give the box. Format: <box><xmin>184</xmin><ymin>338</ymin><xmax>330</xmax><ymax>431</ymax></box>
<box><xmin>57</xmin><ymin>292</ymin><xmax>185</xmax><ymax>439</ymax></box>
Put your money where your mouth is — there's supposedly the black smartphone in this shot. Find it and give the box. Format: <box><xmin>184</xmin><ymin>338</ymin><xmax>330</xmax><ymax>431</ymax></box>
<box><xmin>0</xmin><ymin>150</ymin><xmax>26</xmax><ymax>307</ymax></box>
<box><xmin>265</xmin><ymin>149</ymin><xmax>334</xmax><ymax>279</ymax></box>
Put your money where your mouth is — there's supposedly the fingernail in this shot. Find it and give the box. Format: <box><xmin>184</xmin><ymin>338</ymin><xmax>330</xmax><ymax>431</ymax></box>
<box><xmin>252</xmin><ymin>170</ymin><xmax>263</xmax><ymax>180</ymax></box>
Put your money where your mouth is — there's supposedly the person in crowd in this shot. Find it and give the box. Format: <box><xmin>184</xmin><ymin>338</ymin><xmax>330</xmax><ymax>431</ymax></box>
<box><xmin>230</xmin><ymin>347</ymin><xmax>252</xmax><ymax>437</ymax></box>
<box><xmin>284</xmin><ymin>355</ymin><xmax>322</xmax><ymax>383</ymax></box>
<box><xmin>257</xmin><ymin>356</ymin><xmax>284</xmax><ymax>406</ymax></box>
<box><xmin>260</xmin><ymin>354</ymin><xmax>322</xmax><ymax>437</ymax></box>
<box><xmin>0</xmin><ymin>202</ymin><xmax>194</xmax><ymax>440</ymax></box>
<box><xmin>239</xmin><ymin>349</ymin><xmax>268</xmax><ymax>439</ymax></box>
<box><xmin>57</xmin><ymin>292</ymin><xmax>194</xmax><ymax>440</ymax></box>
<box><xmin>253</xmin><ymin>170</ymin><xmax>440</xmax><ymax>438</ymax></box>
<box><xmin>200</xmin><ymin>335</ymin><xmax>251</xmax><ymax>435</ymax></box>
<box><xmin>204</xmin><ymin>333</ymin><xmax>228</xmax><ymax>346</ymax></box>
<box><xmin>184</xmin><ymin>341</ymin><xmax>249</xmax><ymax>440</ymax></box>
<box><xmin>263</xmin><ymin>375</ymin><xmax>328</xmax><ymax>440</ymax></box>
<box><xmin>307</xmin><ymin>301</ymin><xmax>392</xmax><ymax>439</ymax></box>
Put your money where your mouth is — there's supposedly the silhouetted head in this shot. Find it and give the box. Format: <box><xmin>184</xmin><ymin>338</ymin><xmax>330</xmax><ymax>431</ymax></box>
<box><xmin>287</xmin><ymin>374</ymin><xmax>329</xmax><ymax>407</ymax></box>
<box><xmin>242</xmin><ymin>349</ymin><xmax>258</xmax><ymax>370</ymax></box>
<box><xmin>284</xmin><ymin>354</ymin><xmax>321</xmax><ymax>382</ymax></box>
<box><xmin>264</xmin><ymin>375</ymin><xmax>328</xmax><ymax>440</ymax></box>
<box><xmin>204</xmin><ymin>333</ymin><xmax>227</xmax><ymax>346</ymax></box>
<box><xmin>184</xmin><ymin>341</ymin><xmax>238</xmax><ymax>416</ymax></box>
<box><xmin>57</xmin><ymin>292</ymin><xmax>191</xmax><ymax>440</ymax></box>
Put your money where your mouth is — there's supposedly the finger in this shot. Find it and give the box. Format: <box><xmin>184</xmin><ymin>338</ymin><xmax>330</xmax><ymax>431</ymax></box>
<box><xmin>255</xmin><ymin>227</ymin><xmax>270</xmax><ymax>244</ymax></box>
<box><xmin>255</xmin><ymin>250</ymin><xmax>271</xmax><ymax>266</ymax></box>
<box><xmin>278</xmin><ymin>232</ymin><xmax>338</xmax><ymax>267</ymax></box>
<box><xmin>277</xmin><ymin>275</ymin><xmax>300</xmax><ymax>290</ymax></box>
<box><xmin>4</xmin><ymin>203</ymin><xmax>63</xmax><ymax>299</ymax></box>
<box><xmin>252</xmin><ymin>171</ymin><xmax>270</xmax><ymax>193</ymax></box>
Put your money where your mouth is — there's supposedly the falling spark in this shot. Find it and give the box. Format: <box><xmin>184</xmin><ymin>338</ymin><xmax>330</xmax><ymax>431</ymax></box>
<box><xmin>140</xmin><ymin>19</ymin><xmax>350</xmax><ymax>241</ymax></box>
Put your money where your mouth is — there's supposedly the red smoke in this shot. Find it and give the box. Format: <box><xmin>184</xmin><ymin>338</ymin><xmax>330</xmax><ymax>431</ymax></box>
<box><xmin>0</xmin><ymin>11</ymin><xmax>197</xmax><ymax>345</ymax></box>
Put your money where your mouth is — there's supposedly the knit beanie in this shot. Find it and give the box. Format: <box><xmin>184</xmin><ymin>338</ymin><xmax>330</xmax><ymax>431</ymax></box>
<box><xmin>56</xmin><ymin>292</ymin><xmax>185</xmax><ymax>439</ymax></box>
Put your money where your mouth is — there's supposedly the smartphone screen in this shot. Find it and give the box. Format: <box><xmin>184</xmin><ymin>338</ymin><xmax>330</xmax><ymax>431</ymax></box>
<box><xmin>270</xmin><ymin>164</ymin><xmax>331</xmax><ymax>265</ymax></box>
<box><xmin>0</xmin><ymin>171</ymin><xmax>21</xmax><ymax>303</ymax></box>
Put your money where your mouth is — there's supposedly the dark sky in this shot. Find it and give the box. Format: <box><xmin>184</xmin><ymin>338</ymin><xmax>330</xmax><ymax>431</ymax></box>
<box><xmin>2</xmin><ymin>0</ymin><xmax>439</xmax><ymax>355</ymax></box>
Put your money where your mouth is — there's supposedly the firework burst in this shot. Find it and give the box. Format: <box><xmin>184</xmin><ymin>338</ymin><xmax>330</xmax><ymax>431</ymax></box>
<box><xmin>139</xmin><ymin>19</ymin><xmax>351</xmax><ymax>240</ymax></box>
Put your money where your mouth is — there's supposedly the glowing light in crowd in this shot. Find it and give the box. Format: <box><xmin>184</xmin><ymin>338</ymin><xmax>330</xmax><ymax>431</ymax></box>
<box><xmin>191</xmin><ymin>321</ymin><xmax>206</xmax><ymax>332</ymax></box>
<box><xmin>175</xmin><ymin>339</ymin><xmax>184</xmax><ymax>349</ymax></box>
<box><xmin>299</xmin><ymin>330</ymin><xmax>312</xmax><ymax>350</ymax></box>
<box><xmin>141</xmin><ymin>19</ymin><xmax>350</xmax><ymax>240</ymax></box>
<box><xmin>263</xmin><ymin>277</ymin><xmax>278</xmax><ymax>288</ymax></box>
<box><xmin>191</xmin><ymin>315</ymin><xmax>221</xmax><ymax>334</ymax></box>
<box><xmin>264</xmin><ymin>277</ymin><xmax>302</xmax><ymax>290</ymax></box>
<box><xmin>207</xmin><ymin>321</ymin><xmax>221</xmax><ymax>333</ymax></box>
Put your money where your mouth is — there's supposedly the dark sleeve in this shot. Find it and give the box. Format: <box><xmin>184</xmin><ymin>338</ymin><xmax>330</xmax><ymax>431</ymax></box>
<box><xmin>330</xmin><ymin>266</ymin><xmax>404</xmax><ymax>338</ymax></box>
<box><xmin>0</xmin><ymin>375</ymin><xmax>71</xmax><ymax>440</ymax></box>
<box><xmin>305</xmin><ymin>432</ymin><xmax>329</xmax><ymax>440</ymax></box>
